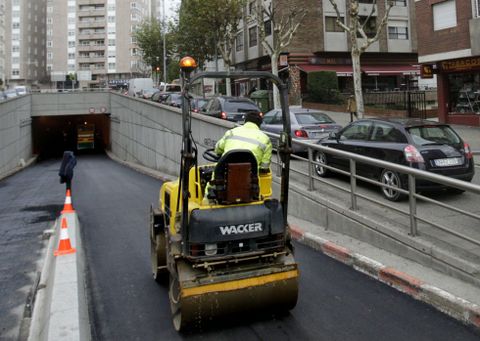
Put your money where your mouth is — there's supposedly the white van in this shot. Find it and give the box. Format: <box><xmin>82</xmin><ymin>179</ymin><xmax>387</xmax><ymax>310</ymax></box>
<box><xmin>14</xmin><ymin>86</ymin><xmax>28</xmax><ymax>96</ymax></box>
<box><xmin>128</xmin><ymin>78</ymin><xmax>154</xmax><ymax>97</ymax></box>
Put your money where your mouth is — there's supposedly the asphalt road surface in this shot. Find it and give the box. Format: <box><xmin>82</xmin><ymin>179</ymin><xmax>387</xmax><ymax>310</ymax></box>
<box><xmin>1</xmin><ymin>154</ymin><xmax>479</xmax><ymax>340</ymax></box>
<box><xmin>70</xmin><ymin>155</ymin><xmax>479</xmax><ymax>341</ymax></box>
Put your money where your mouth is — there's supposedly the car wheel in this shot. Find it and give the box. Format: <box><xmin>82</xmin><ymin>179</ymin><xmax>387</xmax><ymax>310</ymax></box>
<box><xmin>380</xmin><ymin>169</ymin><xmax>406</xmax><ymax>201</ymax></box>
<box><xmin>314</xmin><ymin>151</ymin><xmax>330</xmax><ymax>177</ymax></box>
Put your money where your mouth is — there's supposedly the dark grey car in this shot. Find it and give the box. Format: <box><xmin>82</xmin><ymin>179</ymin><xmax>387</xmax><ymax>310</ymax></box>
<box><xmin>201</xmin><ymin>96</ymin><xmax>261</xmax><ymax>123</ymax></box>
<box><xmin>314</xmin><ymin>118</ymin><xmax>475</xmax><ymax>201</ymax></box>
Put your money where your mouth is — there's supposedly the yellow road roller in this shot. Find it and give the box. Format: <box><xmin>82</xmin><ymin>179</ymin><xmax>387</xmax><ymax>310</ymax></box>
<box><xmin>149</xmin><ymin>57</ymin><xmax>299</xmax><ymax>331</ymax></box>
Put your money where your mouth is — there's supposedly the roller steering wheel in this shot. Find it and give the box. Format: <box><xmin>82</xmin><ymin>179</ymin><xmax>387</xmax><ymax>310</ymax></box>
<box><xmin>203</xmin><ymin>148</ymin><xmax>220</xmax><ymax>162</ymax></box>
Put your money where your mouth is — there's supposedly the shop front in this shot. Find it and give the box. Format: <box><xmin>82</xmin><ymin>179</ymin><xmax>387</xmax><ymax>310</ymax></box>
<box><xmin>431</xmin><ymin>56</ymin><xmax>480</xmax><ymax>126</ymax></box>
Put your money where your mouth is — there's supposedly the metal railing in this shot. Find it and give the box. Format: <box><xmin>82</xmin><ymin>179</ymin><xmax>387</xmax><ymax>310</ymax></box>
<box><xmin>266</xmin><ymin>131</ymin><xmax>480</xmax><ymax>248</ymax></box>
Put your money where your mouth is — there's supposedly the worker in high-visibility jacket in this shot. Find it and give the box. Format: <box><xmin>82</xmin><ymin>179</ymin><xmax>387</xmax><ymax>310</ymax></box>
<box><xmin>214</xmin><ymin>111</ymin><xmax>272</xmax><ymax>172</ymax></box>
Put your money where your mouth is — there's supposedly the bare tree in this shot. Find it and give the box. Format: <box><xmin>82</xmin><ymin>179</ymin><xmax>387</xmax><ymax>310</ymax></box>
<box><xmin>329</xmin><ymin>0</ymin><xmax>393</xmax><ymax>118</ymax></box>
<box><xmin>253</xmin><ymin>0</ymin><xmax>307</xmax><ymax>108</ymax></box>
<box><xmin>216</xmin><ymin>0</ymin><xmax>245</xmax><ymax>96</ymax></box>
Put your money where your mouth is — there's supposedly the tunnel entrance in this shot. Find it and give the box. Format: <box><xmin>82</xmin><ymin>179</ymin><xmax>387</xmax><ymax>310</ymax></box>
<box><xmin>32</xmin><ymin>114</ymin><xmax>110</xmax><ymax>159</ymax></box>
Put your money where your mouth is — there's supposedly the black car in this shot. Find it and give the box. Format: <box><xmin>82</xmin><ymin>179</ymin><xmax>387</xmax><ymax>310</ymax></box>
<box><xmin>201</xmin><ymin>96</ymin><xmax>261</xmax><ymax>123</ymax></box>
<box><xmin>314</xmin><ymin>118</ymin><xmax>475</xmax><ymax>201</ymax></box>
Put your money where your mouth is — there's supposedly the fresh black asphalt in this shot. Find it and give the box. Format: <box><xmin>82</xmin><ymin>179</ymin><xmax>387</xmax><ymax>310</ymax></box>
<box><xmin>1</xmin><ymin>154</ymin><xmax>479</xmax><ymax>340</ymax></box>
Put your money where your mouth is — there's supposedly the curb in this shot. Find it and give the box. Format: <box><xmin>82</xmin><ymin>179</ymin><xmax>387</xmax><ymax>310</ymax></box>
<box><xmin>290</xmin><ymin>224</ymin><xmax>480</xmax><ymax>330</ymax></box>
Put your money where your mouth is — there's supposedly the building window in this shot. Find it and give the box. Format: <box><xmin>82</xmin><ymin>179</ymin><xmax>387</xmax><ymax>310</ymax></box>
<box><xmin>12</xmin><ymin>69</ymin><xmax>20</xmax><ymax>76</ymax></box>
<box><xmin>68</xmin><ymin>53</ymin><xmax>75</xmax><ymax>59</ymax></box>
<box><xmin>393</xmin><ymin>0</ymin><xmax>407</xmax><ymax>6</ymax></box>
<box><xmin>68</xmin><ymin>41</ymin><xmax>75</xmax><ymax>47</ymax></box>
<box><xmin>358</xmin><ymin>16</ymin><xmax>376</xmax><ymax>38</ymax></box>
<box><xmin>474</xmin><ymin>0</ymin><xmax>480</xmax><ymax>17</ymax></box>
<box><xmin>249</xmin><ymin>26</ymin><xmax>257</xmax><ymax>47</ymax></box>
<box><xmin>108</xmin><ymin>63</ymin><xmax>115</xmax><ymax>69</ymax></box>
<box><xmin>108</xmin><ymin>39</ymin><xmax>115</xmax><ymax>46</ymax></box>
<box><xmin>46</xmin><ymin>41</ymin><xmax>53</xmax><ymax>47</ymax></box>
<box><xmin>68</xmin><ymin>64</ymin><xmax>75</xmax><ymax>71</ymax></box>
<box><xmin>264</xmin><ymin>20</ymin><xmax>272</xmax><ymax>36</ymax></box>
<box><xmin>388</xmin><ymin>25</ymin><xmax>408</xmax><ymax>40</ymax></box>
<box><xmin>433</xmin><ymin>0</ymin><xmax>457</xmax><ymax>31</ymax></box>
<box><xmin>12</xmin><ymin>46</ymin><xmax>20</xmax><ymax>52</ymax></box>
<box><xmin>12</xmin><ymin>57</ymin><xmax>20</xmax><ymax>64</ymax></box>
<box><xmin>248</xmin><ymin>1</ymin><xmax>255</xmax><ymax>14</ymax></box>
<box><xmin>13</xmin><ymin>22</ymin><xmax>20</xmax><ymax>29</ymax></box>
<box><xmin>47</xmin><ymin>52</ymin><xmax>53</xmax><ymax>60</ymax></box>
<box><xmin>108</xmin><ymin>16</ymin><xmax>115</xmax><ymax>23</ymax></box>
<box><xmin>325</xmin><ymin>16</ymin><xmax>344</xmax><ymax>32</ymax></box>
<box><xmin>236</xmin><ymin>32</ymin><xmax>244</xmax><ymax>51</ymax></box>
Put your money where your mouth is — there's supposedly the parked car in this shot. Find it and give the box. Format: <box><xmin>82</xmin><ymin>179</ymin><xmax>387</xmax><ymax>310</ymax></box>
<box><xmin>139</xmin><ymin>87</ymin><xmax>159</xmax><ymax>100</ymax></box>
<box><xmin>201</xmin><ymin>96</ymin><xmax>261</xmax><ymax>123</ymax></box>
<box><xmin>191</xmin><ymin>97</ymin><xmax>208</xmax><ymax>113</ymax></box>
<box><xmin>261</xmin><ymin>107</ymin><xmax>342</xmax><ymax>153</ymax></box>
<box><xmin>4</xmin><ymin>89</ymin><xmax>18</xmax><ymax>99</ymax></box>
<box><xmin>14</xmin><ymin>85</ymin><xmax>28</xmax><ymax>96</ymax></box>
<box><xmin>164</xmin><ymin>93</ymin><xmax>182</xmax><ymax>107</ymax></box>
<box><xmin>314</xmin><ymin>118</ymin><xmax>475</xmax><ymax>201</ymax></box>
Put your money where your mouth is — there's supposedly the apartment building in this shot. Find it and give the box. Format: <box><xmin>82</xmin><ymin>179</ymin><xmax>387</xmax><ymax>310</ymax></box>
<box><xmin>4</xmin><ymin>0</ymin><xmax>47</xmax><ymax>88</ymax></box>
<box><xmin>0</xmin><ymin>0</ymin><xmax>5</xmax><ymax>85</ymax></box>
<box><xmin>233</xmin><ymin>0</ymin><xmax>419</xmax><ymax>96</ymax></box>
<box><xmin>46</xmin><ymin>0</ymin><xmax>150</xmax><ymax>88</ymax></box>
<box><xmin>416</xmin><ymin>0</ymin><xmax>480</xmax><ymax>126</ymax></box>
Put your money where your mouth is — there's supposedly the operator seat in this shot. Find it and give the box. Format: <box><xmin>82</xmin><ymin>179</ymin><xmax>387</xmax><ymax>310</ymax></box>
<box><xmin>207</xmin><ymin>150</ymin><xmax>260</xmax><ymax>205</ymax></box>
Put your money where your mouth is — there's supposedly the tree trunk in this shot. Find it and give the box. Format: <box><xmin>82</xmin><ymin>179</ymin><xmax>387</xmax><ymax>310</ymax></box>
<box><xmin>351</xmin><ymin>50</ymin><xmax>364</xmax><ymax>119</ymax></box>
<box><xmin>271</xmin><ymin>52</ymin><xmax>281</xmax><ymax>109</ymax></box>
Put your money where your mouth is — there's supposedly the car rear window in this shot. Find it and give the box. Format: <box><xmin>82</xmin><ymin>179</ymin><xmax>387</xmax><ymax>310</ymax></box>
<box><xmin>407</xmin><ymin>126</ymin><xmax>461</xmax><ymax>145</ymax></box>
<box><xmin>295</xmin><ymin>112</ymin><xmax>334</xmax><ymax>124</ymax></box>
<box><xmin>224</xmin><ymin>100</ymin><xmax>259</xmax><ymax>112</ymax></box>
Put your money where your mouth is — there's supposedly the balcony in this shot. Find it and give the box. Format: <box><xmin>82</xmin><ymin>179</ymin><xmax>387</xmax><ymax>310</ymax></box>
<box><xmin>78</xmin><ymin>20</ymin><xmax>105</xmax><ymax>29</ymax></box>
<box><xmin>78</xmin><ymin>0</ymin><xmax>106</xmax><ymax>5</ymax></box>
<box><xmin>77</xmin><ymin>8</ymin><xmax>105</xmax><ymax>17</ymax></box>
<box><xmin>77</xmin><ymin>44</ymin><xmax>106</xmax><ymax>52</ymax></box>
<box><xmin>77</xmin><ymin>56</ymin><xmax>105</xmax><ymax>63</ymax></box>
<box><xmin>78</xmin><ymin>32</ymin><xmax>106</xmax><ymax>40</ymax></box>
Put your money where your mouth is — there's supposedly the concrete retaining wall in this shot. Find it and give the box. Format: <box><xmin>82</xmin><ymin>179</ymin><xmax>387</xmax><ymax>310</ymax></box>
<box><xmin>109</xmin><ymin>93</ymin><xmax>234</xmax><ymax>176</ymax></box>
<box><xmin>0</xmin><ymin>95</ymin><xmax>33</xmax><ymax>179</ymax></box>
<box><xmin>31</xmin><ymin>92</ymin><xmax>110</xmax><ymax>117</ymax></box>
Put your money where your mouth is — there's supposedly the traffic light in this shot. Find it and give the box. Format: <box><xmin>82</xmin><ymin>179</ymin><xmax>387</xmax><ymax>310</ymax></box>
<box><xmin>156</xmin><ymin>66</ymin><xmax>160</xmax><ymax>72</ymax></box>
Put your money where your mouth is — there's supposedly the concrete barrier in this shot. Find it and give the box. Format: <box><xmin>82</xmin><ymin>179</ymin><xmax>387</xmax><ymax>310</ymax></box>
<box><xmin>0</xmin><ymin>95</ymin><xmax>33</xmax><ymax>179</ymax></box>
<box><xmin>28</xmin><ymin>212</ymin><xmax>90</xmax><ymax>341</ymax></box>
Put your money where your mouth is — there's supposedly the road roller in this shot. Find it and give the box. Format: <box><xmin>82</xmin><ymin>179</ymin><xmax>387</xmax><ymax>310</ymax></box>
<box><xmin>149</xmin><ymin>56</ymin><xmax>299</xmax><ymax>331</ymax></box>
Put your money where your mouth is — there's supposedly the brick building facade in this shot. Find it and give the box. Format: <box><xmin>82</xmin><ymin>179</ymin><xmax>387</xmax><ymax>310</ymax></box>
<box><xmin>233</xmin><ymin>0</ymin><xmax>419</xmax><ymax>98</ymax></box>
<box><xmin>416</xmin><ymin>0</ymin><xmax>480</xmax><ymax>126</ymax></box>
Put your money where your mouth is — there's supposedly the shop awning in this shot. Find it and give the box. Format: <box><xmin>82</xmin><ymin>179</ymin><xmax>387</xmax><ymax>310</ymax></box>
<box><xmin>298</xmin><ymin>64</ymin><xmax>420</xmax><ymax>76</ymax></box>
<box><xmin>298</xmin><ymin>64</ymin><xmax>353</xmax><ymax>76</ymax></box>
<box><xmin>361</xmin><ymin>65</ymin><xmax>420</xmax><ymax>76</ymax></box>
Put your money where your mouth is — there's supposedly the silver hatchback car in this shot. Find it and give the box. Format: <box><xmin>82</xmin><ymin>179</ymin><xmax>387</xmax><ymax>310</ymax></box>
<box><xmin>261</xmin><ymin>107</ymin><xmax>342</xmax><ymax>153</ymax></box>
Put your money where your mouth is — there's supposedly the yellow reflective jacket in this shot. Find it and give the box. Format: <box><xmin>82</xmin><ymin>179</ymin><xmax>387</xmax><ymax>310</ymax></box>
<box><xmin>215</xmin><ymin>122</ymin><xmax>272</xmax><ymax>170</ymax></box>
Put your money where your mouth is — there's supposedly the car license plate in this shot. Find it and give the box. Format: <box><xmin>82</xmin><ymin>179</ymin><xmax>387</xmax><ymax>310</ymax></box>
<box><xmin>434</xmin><ymin>157</ymin><xmax>462</xmax><ymax>167</ymax></box>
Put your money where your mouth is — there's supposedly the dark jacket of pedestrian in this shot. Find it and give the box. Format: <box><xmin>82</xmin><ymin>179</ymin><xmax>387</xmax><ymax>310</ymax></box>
<box><xmin>59</xmin><ymin>151</ymin><xmax>77</xmax><ymax>187</ymax></box>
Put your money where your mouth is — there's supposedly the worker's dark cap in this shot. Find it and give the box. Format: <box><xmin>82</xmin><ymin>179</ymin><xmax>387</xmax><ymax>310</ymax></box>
<box><xmin>245</xmin><ymin>111</ymin><xmax>263</xmax><ymax>126</ymax></box>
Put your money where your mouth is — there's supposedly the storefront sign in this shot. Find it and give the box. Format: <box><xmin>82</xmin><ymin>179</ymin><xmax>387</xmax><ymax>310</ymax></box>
<box><xmin>438</xmin><ymin>56</ymin><xmax>480</xmax><ymax>72</ymax></box>
<box><xmin>279</xmin><ymin>53</ymin><xmax>289</xmax><ymax>67</ymax></box>
<box><xmin>420</xmin><ymin>64</ymin><xmax>434</xmax><ymax>79</ymax></box>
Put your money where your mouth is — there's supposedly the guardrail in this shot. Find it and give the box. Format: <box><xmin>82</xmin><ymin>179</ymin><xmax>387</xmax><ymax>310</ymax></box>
<box><xmin>265</xmin><ymin>132</ymin><xmax>480</xmax><ymax>249</ymax></box>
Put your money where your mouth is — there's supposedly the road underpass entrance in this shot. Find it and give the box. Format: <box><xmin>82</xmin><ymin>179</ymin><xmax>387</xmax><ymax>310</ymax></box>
<box><xmin>32</xmin><ymin>114</ymin><xmax>110</xmax><ymax>159</ymax></box>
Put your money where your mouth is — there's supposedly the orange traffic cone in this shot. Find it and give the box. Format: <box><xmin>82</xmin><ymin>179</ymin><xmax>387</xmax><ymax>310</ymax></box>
<box><xmin>54</xmin><ymin>217</ymin><xmax>76</xmax><ymax>256</ymax></box>
<box><xmin>61</xmin><ymin>189</ymin><xmax>75</xmax><ymax>214</ymax></box>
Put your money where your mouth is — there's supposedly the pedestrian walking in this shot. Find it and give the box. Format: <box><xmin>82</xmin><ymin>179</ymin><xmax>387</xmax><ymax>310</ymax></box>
<box><xmin>59</xmin><ymin>151</ymin><xmax>77</xmax><ymax>192</ymax></box>
<box><xmin>347</xmin><ymin>95</ymin><xmax>358</xmax><ymax>122</ymax></box>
